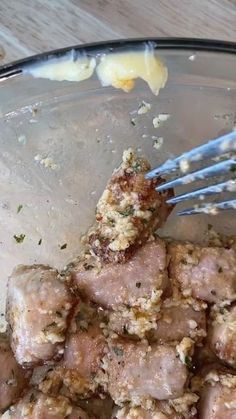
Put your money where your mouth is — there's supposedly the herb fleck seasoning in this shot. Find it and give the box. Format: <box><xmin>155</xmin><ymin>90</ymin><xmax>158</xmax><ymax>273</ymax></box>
<box><xmin>17</xmin><ymin>204</ymin><xmax>23</xmax><ymax>213</ymax></box>
<box><xmin>112</xmin><ymin>346</ymin><xmax>124</xmax><ymax>356</ymax></box>
<box><xmin>13</xmin><ymin>234</ymin><xmax>25</xmax><ymax>244</ymax></box>
<box><xmin>184</xmin><ymin>355</ymin><xmax>192</xmax><ymax>368</ymax></box>
<box><xmin>119</xmin><ymin>206</ymin><xmax>134</xmax><ymax>217</ymax></box>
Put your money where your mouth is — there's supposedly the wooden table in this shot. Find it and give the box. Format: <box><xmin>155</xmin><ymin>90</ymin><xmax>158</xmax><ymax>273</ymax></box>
<box><xmin>0</xmin><ymin>0</ymin><xmax>236</xmax><ymax>65</ymax></box>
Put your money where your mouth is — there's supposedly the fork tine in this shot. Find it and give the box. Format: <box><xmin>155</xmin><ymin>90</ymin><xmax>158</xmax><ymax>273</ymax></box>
<box><xmin>156</xmin><ymin>159</ymin><xmax>236</xmax><ymax>192</ymax></box>
<box><xmin>177</xmin><ymin>199</ymin><xmax>236</xmax><ymax>216</ymax></box>
<box><xmin>167</xmin><ymin>180</ymin><xmax>236</xmax><ymax>204</ymax></box>
<box><xmin>145</xmin><ymin>130</ymin><xmax>236</xmax><ymax>179</ymax></box>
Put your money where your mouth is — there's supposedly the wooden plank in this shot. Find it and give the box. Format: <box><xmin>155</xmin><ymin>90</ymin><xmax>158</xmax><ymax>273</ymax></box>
<box><xmin>0</xmin><ymin>0</ymin><xmax>235</xmax><ymax>65</ymax></box>
<box><xmin>0</xmin><ymin>0</ymin><xmax>120</xmax><ymax>63</ymax></box>
<box><xmin>78</xmin><ymin>0</ymin><xmax>236</xmax><ymax>41</ymax></box>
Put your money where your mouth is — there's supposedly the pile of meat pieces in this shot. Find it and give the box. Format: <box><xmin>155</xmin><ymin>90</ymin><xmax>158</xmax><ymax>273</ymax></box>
<box><xmin>1</xmin><ymin>149</ymin><xmax>236</xmax><ymax>419</ymax></box>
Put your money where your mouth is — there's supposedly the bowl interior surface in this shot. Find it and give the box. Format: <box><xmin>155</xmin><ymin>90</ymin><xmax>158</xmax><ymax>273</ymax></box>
<box><xmin>0</xmin><ymin>41</ymin><xmax>236</xmax><ymax>323</ymax></box>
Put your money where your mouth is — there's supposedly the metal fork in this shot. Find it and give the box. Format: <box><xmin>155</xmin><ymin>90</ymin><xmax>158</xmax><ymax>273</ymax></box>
<box><xmin>146</xmin><ymin>131</ymin><xmax>236</xmax><ymax>215</ymax></box>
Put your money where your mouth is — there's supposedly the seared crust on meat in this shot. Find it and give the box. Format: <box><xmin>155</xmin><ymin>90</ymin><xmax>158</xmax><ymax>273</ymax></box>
<box><xmin>87</xmin><ymin>148</ymin><xmax>173</xmax><ymax>263</ymax></box>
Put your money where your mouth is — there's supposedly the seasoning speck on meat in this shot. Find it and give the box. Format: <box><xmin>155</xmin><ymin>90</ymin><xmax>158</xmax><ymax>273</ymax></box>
<box><xmin>87</xmin><ymin>148</ymin><xmax>173</xmax><ymax>263</ymax></box>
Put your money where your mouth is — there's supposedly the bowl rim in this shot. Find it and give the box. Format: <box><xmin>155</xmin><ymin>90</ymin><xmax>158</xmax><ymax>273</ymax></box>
<box><xmin>1</xmin><ymin>37</ymin><xmax>236</xmax><ymax>81</ymax></box>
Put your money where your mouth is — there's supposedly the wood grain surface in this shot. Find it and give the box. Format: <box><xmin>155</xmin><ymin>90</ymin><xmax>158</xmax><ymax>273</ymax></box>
<box><xmin>0</xmin><ymin>0</ymin><xmax>236</xmax><ymax>65</ymax></box>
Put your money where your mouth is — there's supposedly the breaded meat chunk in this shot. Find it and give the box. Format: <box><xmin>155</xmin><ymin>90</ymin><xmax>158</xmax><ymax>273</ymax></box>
<box><xmin>87</xmin><ymin>148</ymin><xmax>173</xmax><ymax>263</ymax></box>
<box><xmin>6</xmin><ymin>264</ymin><xmax>73</xmax><ymax>367</ymax></box>
<box><xmin>209</xmin><ymin>304</ymin><xmax>236</xmax><ymax>368</ymax></box>
<box><xmin>72</xmin><ymin>237</ymin><xmax>169</xmax><ymax>310</ymax></box>
<box><xmin>105</xmin><ymin>339</ymin><xmax>188</xmax><ymax>404</ymax></box>
<box><xmin>62</xmin><ymin>302</ymin><xmax>106</xmax><ymax>396</ymax></box>
<box><xmin>38</xmin><ymin>302</ymin><xmax>106</xmax><ymax>400</ymax></box>
<box><xmin>168</xmin><ymin>242</ymin><xmax>236</xmax><ymax>303</ymax></box>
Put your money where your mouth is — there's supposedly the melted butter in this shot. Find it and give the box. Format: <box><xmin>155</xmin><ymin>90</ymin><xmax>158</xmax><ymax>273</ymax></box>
<box><xmin>24</xmin><ymin>54</ymin><xmax>96</xmax><ymax>82</ymax></box>
<box><xmin>23</xmin><ymin>46</ymin><xmax>168</xmax><ymax>95</ymax></box>
<box><xmin>96</xmin><ymin>49</ymin><xmax>168</xmax><ymax>95</ymax></box>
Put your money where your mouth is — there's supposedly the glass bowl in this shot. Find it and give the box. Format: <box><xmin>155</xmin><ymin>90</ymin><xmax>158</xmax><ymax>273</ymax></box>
<box><xmin>0</xmin><ymin>38</ymin><xmax>236</xmax><ymax>320</ymax></box>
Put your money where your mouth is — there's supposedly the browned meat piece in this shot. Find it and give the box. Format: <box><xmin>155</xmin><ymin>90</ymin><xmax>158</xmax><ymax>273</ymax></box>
<box><xmin>62</xmin><ymin>302</ymin><xmax>106</xmax><ymax>397</ymax></box>
<box><xmin>72</xmin><ymin>237</ymin><xmax>170</xmax><ymax>310</ymax></box>
<box><xmin>105</xmin><ymin>339</ymin><xmax>188</xmax><ymax>404</ymax></box>
<box><xmin>87</xmin><ymin>148</ymin><xmax>173</xmax><ymax>263</ymax></box>
<box><xmin>6</xmin><ymin>265</ymin><xmax>73</xmax><ymax>367</ymax></box>
<box><xmin>0</xmin><ymin>333</ymin><xmax>30</xmax><ymax>413</ymax></box>
<box><xmin>10</xmin><ymin>389</ymin><xmax>91</xmax><ymax>418</ymax></box>
<box><xmin>196</xmin><ymin>369</ymin><xmax>236</xmax><ymax>419</ymax></box>
<box><xmin>109</xmin><ymin>298</ymin><xmax>206</xmax><ymax>343</ymax></box>
<box><xmin>38</xmin><ymin>302</ymin><xmax>106</xmax><ymax>400</ymax></box>
<box><xmin>208</xmin><ymin>304</ymin><xmax>236</xmax><ymax>368</ymax></box>
<box><xmin>168</xmin><ymin>242</ymin><xmax>236</xmax><ymax>303</ymax></box>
